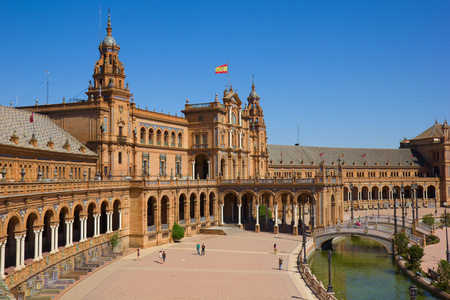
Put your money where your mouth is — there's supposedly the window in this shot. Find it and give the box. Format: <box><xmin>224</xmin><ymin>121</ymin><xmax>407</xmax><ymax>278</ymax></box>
<box><xmin>159</xmin><ymin>154</ymin><xmax>167</xmax><ymax>176</ymax></box>
<box><xmin>149</xmin><ymin>128</ymin><xmax>154</xmax><ymax>144</ymax></box>
<box><xmin>119</xmin><ymin>126</ymin><xmax>123</xmax><ymax>136</ymax></box>
<box><xmin>118</xmin><ymin>152</ymin><xmax>122</xmax><ymax>164</ymax></box>
<box><xmin>176</xmin><ymin>155</ymin><xmax>182</xmax><ymax>176</ymax></box>
<box><xmin>198</xmin><ymin>116</ymin><xmax>203</xmax><ymax>122</ymax></box>
<box><xmin>231</xmin><ymin>113</ymin><xmax>236</xmax><ymax>124</ymax></box>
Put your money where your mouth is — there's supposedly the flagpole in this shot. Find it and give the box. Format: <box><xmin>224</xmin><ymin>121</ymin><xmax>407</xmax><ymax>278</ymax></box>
<box><xmin>227</xmin><ymin>61</ymin><xmax>229</xmax><ymax>89</ymax></box>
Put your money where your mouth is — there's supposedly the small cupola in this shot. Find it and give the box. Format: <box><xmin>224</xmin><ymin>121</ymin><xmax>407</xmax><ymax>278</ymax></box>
<box><xmin>10</xmin><ymin>131</ymin><xmax>19</xmax><ymax>145</ymax></box>
<box><xmin>63</xmin><ymin>139</ymin><xmax>70</xmax><ymax>151</ymax></box>
<box><xmin>47</xmin><ymin>137</ymin><xmax>54</xmax><ymax>149</ymax></box>
<box><xmin>29</xmin><ymin>134</ymin><xmax>37</xmax><ymax>147</ymax></box>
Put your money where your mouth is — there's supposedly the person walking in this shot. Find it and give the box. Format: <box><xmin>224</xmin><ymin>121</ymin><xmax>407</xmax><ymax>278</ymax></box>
<box><xmin>201</xmin><ymin>243</ymin><xmax>205</xmax><ymax>256</ymax></box>
<box><xmin>137</xmin><ymin>248</ymin><xmax>140</xmax><ymax>261</ymax></box>
<box><xmin>197</xmin><ymin>243</ymin><xmax>200</xmax><ymax>255</ymax></box>
<box><xmin>159</xmin><ymin>250</ymin><xmax>163</xmax><ymax>263</ymax></box>
<box><xmin>162</xmin><ymin>251</ymin><xmax>166</xmax><ymax>264</ymax></box>
<box><xmin>279</xmin><ymin>257</ymin><xmax>283</xmax><ymax>270</ymax></box>
<box><xmin>274</xmin><ymin>243</ymin><xmax>277</xmax><ymax>255</ymax></box>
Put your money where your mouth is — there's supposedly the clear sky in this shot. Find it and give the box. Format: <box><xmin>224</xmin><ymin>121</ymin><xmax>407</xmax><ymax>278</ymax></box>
<box><xmin>1</xmin><ymin>1</ymin><xmax>449</xmax><ymax>149</ymax></box>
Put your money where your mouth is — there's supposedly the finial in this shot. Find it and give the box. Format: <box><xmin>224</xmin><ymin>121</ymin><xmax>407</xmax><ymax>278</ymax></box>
<box><xmin>35</xmin><ymin>99</ymin><xmax>38</xmax><ymax>106</ymax></box>
<box><xmin>10</xmin><ymin>102</ymin><xmax>12</xmax><ymax>107</ymax></box>
<box><xmin>215</xmin><ymin>93</ymin><xmax>218</xmax><ymax>102</ymax></box>
<box><xmin>62</xmin><ymin>96</ymin><xmax>65</xmax><ymax>103</ymax></box>
<box><xmin>106</xmin><ymin>8</ymin><xmax>112</xmax><ymax>36</ymax></box>
<box><xmin>99</xmin><ymin>86</ymin><xmax>102</xmax><ymax>97</ymax></box>
<box><xmin>186</xmin><ymin>98</ymin><xmax>189</xmax><ymax>104</ymax></box>
<box><xmin>252</xmin><ymin>74</ymin><xmax>254</xmax><ymax>85</ymax></box>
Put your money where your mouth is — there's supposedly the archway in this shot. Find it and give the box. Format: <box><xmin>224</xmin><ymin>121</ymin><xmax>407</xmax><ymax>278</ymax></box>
<box><xmin>100</xmin><ymin>202</ymin><xmax>108</xmax><ymax>234</ymax></box>
<box><xmin>179</xmin><ymin>194</ymin><xmax>186</xmax><ymax>222</ymax></box>
<box><xmin>42</xmin><ymin>211</ymin><xmax>53</xmax><ymax>253</ymax></box>
<box><xmin>147</xmin><ymin>196</ymin><xmax>156</xmax><ymax>227</ymax></box>
<box><xmin>194</xmin><ymin>155</ymin><xmax>209</xmax><ymax>179</ymax></box>
<box><xmin>5</xmin><ymin>216</ymin><xmax>20</xmax><ymax>269</ymax></box>
<box><xmin>209</xmin><ymin>192</ymin><xmax>215</xmax><ymax>219</ymax></box>
<box><xmin>25</xmin><ymin>213</ymin><xmax>38</xmax><ymax>261</ymax></box>
<box><xmin>223</xmin><ymin>193</ymin><xmax>238</xmax><ymax>223</ymax></box>
<box><xmin>112</xmin><ymin>200</ymin><xmax>120</xmax><ymax>231</ymax></box>
<box><xmin>200</xmin><ymin>193</ymin><xmax>206</xmax><ymax>219</ymax></box>
<box><xmin>87</xmin><ymin>203</ymin><xmax>95</xmax><ymax>238</ymax></box>
<box><xmin>73</xmin><ymin>205</ymin><xmax>83</xmax><ymax>242</ymax></box>
<box><xmin>161</xmin><ymin>196</ymin><xmax>169</xmax><ymax>225</ymax></box>
<box><xmin>58</xmin><ymin>207</ymin><xmax>69</xmax><ymax>248</ymax></box>
<box><xmin>190</xmin><ymin>194</ymin><xmax>196</xmax><ymax>220</ymax></box>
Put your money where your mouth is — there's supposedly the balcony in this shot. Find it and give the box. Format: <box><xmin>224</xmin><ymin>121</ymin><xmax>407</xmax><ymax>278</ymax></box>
<box><xmin>117</xmin><ymin>135</ymin><xmax>127</xmax><ymax>144</ymax></box>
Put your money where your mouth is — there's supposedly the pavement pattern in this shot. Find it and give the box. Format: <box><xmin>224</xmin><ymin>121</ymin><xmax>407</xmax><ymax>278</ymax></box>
<box><xmin>60</xmin><ymin>231</ymin><xmax>316</xmax><ymax>300</ymax></box>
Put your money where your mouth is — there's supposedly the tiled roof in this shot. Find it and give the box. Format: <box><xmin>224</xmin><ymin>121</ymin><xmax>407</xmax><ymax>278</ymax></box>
<box><xmin>411</xmin><ymin>122</ymin><xmax>443</xmax><ymax>140</ymax></box>
<box><xmin>268</xmin><ymin>144</ymin><xmax>425</xmax><ymax>167</ymax></box>
<box><xmin>0</xmin><ymin>105</ymin><xmax>96</xmax><ymax>156</ymax></box>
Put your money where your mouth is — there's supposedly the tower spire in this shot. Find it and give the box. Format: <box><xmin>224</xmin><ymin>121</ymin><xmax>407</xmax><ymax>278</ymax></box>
<box><xmin>106</xmin><ymin>8</ymin><xmax>112</xmax><ymax>36</ymax></box>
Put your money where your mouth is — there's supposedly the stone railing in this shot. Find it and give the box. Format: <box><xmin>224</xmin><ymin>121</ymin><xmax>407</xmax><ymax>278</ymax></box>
<box><xmin>298</xmin><ymin>238</ymin><xmax>337</xmax><ymax>300</ymax></box>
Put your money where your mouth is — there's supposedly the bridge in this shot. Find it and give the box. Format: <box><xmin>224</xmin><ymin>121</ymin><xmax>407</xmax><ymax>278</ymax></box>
<box><xmin>314</xmin><ymin>216</ymin><xmax>432</xmax><ymax>253</ymax></box>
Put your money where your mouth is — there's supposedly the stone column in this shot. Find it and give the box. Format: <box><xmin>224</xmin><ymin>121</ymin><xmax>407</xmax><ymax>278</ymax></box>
<box><xmin>38</xmin><ymin>229</ymin><xmax>43</xmax><ymax>259</ymax></box>
<box><xmin>80</xmin><ymin>218</ymin><xmax>85</xmax><ymax>242</ymax></box>
<box><xmin>119</xmin><ymin>210</ymin><xmax>122</xmax><ymax>230</ymax></box>
<box><xmin>220</xmin><ymin>204</ymin><xmax>224</xmax><ymax>225</ymax></box>
<box><xmin>20</xmin><ymin>234</ymin><xmax>26</xmax><ymax>269</ymax></box>
<box><xmin>84</xmin><ymin>218</ymin><xmax>88</xmax><ymax>240</ymax></box>
<box><xmin>33</xmin><ymin>229</ymin><xmax>40</xmax><ymax>261</ymax></box>
<box><xmin>54</xmin><ymin>225</ymin><xmax>59</xmax><ymax>252</ymax></box>
<box><xmin>94</xmin><ymin>215</ymin><xmax>98</xmax><ymax>237</ymax></box>
<box><xmin>14</xmin><ymin>235</ymin><xmax>21</xmax><ymax>270</ymax></box>
<box><xmin>293</xmin><ymin>204</ymin><xmax>298</xmax><ymax>236</ymax></box>
<box><xmin>238</xmin><ymin>108</ymin><xmax>242</xmax><ymax>126</ymax></box>
<box><xmin>207</xmin><ymin>160</ymin><xmax>211</xmax><ymax>179</ymax></box>
<box><xmin>106</xmin><ymin>213</ymin><xmax>111</xmax><ymax>233</ymax></box>
<box><xmin>69</xmin><ymin>221</ymin><xmax>74</xmax><ymax>246</ymax></box>
<box><xmin>65</xmin><ymin>221</ymin><xmax>71</xmax><ymax>247</ymax></box>
<box><xmin>237</xmin><ymin>204</ymin><xmax>242</xmax><ymax>226</ymax></box>
<box><xmin>191</xmin><ymin>161</ymin><xmax>195</xmax><ymax>179</ymax></box>
<box><xmin>255</xmin><ymin>204</ymin><xmax>260</xmax><ymax>233</ymax></box>
<box><xmin>0</xmin><ymin>241</ymin><xmax>6</xmax><ymax>279</ymax></box>
<box><xmin>274</xmin><ymin>204</ymin><xmax>279</xmax><ymax>234</ymax></box>
<box><xmin>50</xmin><ymin>225</ymin><xmax>56</xmax><ymax>253</ymax></box>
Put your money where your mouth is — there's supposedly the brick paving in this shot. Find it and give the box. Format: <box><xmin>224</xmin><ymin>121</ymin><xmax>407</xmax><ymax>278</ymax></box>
<box><xmin>60</xmin><ymin>231</ymin><xmax>316</xmax><ymax>299</ymax></box>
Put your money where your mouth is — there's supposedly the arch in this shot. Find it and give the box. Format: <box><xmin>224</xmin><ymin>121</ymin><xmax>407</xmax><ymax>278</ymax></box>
<box><xmin>189</xmin><ymin>193</ymin><xmax>196</xmax><ymax>219</ymax></box>
<box><xmin>381</xmin><ymin>186</ymin><xmax>390</xmax><ymax>200</ymax></box>
<box><xmin>112</xmin><ymin>199</ymin><xmax>121</xmax><ymax>231</ymax></box>
<box><xmin>209</xmin><ymin>192</ymin><xmax>216</xmax><ymax>217</ymax></box>
<box><xmin>148</xmin><ymin>127</ymin><xmax>154</xmax><ymax>144</ymax></box>
<box><xmin>223</xmin><ymin>193</ymin><xmax>238</xmax><ymax>223</ymax></box>
<box><xmin>316</xmin><ymin>234</ymin><xmax>392</xmax><ymax>254</ymax></box>
<box><xmin>5</xmin><ymin>216</ymin><xmax>21</xmax><ymax>269</ymax></box>
<box><xmin>361</xmin><ymin>186</ymin><xmax>369</xmax><ymax>200</ymax></box>
<box><xmin>177</xmin><ymin>132</ymin><xmax>183</xmax><ymax>146</ymax></box>
<box><xmin>156</xmin><ymin>129</ymin><xmax>162</xmax><ymax>145</ymax></box>
<box><xmin>25</xmin><ymin>212</ymin><xmax>39</xmax><ymax>261</ymax></box>
<box><xmin>179</xmin><ymin>194</ymin><xmax>186</xmax><ymax>222</ymax></box>
<box><xmin>42</xmin><ymin>210</ymin><xmax>53</xmax><ymax>254</ymax></box>
<box><xmin>58</xmin><ymin>206</ymin><xmax>70</xmax><ymax>248</ymax></box>
<box><xmin>73</xmin><ymin>204</ymin><xmax>83</xmax><ymax>242</ymax></box>
<box><xmin>140</xmin><ymin>127</ymin><xmax>146</xmax><ymax>143</ymax></box>
<box><xmin>163</xmin><ymin>130</ymin><xmax>169</xmax><ymax>146</ymax></box>
<box><xmin>200</xmin><ymin>192</ymin><xmax>206</xmax><ymax>218</ymax></box>
<box><xmin>147</xmin><ymin>196</ymin><xmax>156</xmax><ymax>227</ymax></box>
<box><xmin>194</xmin><ymin>154</ymin><xmax>209</xmax><ymax>179</ymax></box>
<box><xmin>170</xmin><ymin>131</ymin><xmax>176</xmax><ymax>146</ymax></box>
<box><xmin>87</xmin><ymin>203</ymin><xmax>95</xmax><ymax>238</ymax></box>
<box><xmin>160</xmin><ymin>195</ymin><xmax>169</xmax><ymax>225</ymax></box>
<box><xmin>372</xmin><ymin>186</ymin><xmax>380</xmax><ymax>200</ymax></box>
<box><xmin>100</xmin><ymin>202</ymin><xmax>108</xmax><ymax>234</ymax></box>
<box><xmin>428</xmin><ymin>186</ymin><xmax>436</xmax><ymax>199</ymax></box>
<box><xmin>220</xmin><ymin>158</ymin><xmax>225</xmax><ymax>177</ymax></box>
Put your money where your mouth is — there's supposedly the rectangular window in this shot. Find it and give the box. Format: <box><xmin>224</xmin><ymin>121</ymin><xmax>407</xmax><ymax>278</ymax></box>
<box><xmin>118</xmin><ymin>152</ymin><xmax>122</xmax><ymax>164</ymax></box>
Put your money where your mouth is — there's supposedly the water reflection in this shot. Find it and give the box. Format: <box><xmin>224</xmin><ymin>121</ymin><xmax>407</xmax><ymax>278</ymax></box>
<box><xmin>308</xmin><ymin>236</ymin><xmax>438</xmax><ymax>300</ymax></box>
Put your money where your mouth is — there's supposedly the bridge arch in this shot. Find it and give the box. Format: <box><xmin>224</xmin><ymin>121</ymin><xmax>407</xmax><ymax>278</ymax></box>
<box><xmin>315</xmin><ymin>232</ymin><xmax>393</xmax><ymax>253</ymax></box>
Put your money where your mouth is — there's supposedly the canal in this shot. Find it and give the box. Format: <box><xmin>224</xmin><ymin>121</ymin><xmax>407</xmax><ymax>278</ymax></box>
<box><xmin>307</xmin><ymin>236</ymin><xmax>440</xmax><ymax>300</ymax></box>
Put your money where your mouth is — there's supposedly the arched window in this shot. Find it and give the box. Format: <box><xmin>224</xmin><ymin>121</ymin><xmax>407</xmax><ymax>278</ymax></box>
<box><xmin>164</xmin><ymin>131</ymin><xmax>169</xmax><ymax>146</ymax></box>
<box><xmin>156</xmin><ymin>130</ymin><xmax>162</xmax><ymax>145</ymax></box>
<box><xmin>149</xmin><ymin>128</ymin><xmax>154</xmax><ymax>144</ymax></box>
<box><xmin>232</xmin><ymin>113</ymin><xmax>236</xmax><ymax>124</ymax></box>
<box><xmin>109</xmin><ymin>55</ymin><xmax>112</xmax><ymax>64</ymax></box>
<box><xmin>177</xmin><ymin>132</ymin><xmax>183</xmax><ymax>147</ymax></box>
<box><xmin>171</xmin><ymin>132</ymin><xmax>176</xmax><ymax>146</ymax></box>
<box><xmin>140</xmin><ymin>128</ymin><xmax>146</xmax><ymax>143</ymax></box>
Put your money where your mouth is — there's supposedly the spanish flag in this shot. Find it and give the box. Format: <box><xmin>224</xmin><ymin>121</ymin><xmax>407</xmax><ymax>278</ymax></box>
<box><xmin>215</xmin><ymin>64</ymin><xmax>228</xmax><ymax>74</ymax></box>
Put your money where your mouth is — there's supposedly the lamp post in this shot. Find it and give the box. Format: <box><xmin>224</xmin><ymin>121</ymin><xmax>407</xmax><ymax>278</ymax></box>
<box><xmin>445</xmin><ymin>202</ymin><xmax>450</xmax><ymax>262</ymax></box>
<box><xmin>327</xmin><ymin>250</ymin><xmax>333</xmax><ymax>293</ymax></box>
<box><xmin>411</xmin><ymin>184</ymin><xmax>415</xmax><ymax>225</ymax></box>
<box><xmin>401</xmin><ymin>184</ymin><xmax>405</xmax><ymax>230</ymax></box>
<box><xmin>349</xmin><ymin>184</ymin><xmax>354</xmax><ymax>223</ymax></box>
<box><xmin>415</xmin><ymin>184</ymin><xmax>419</xmax><ymax>224</ymax></box>
<box><xmin>311</xmin><ymin>186</ymin><xmax>316</xmax><ymax>231</ymax></box>
<box><xmin>303</xmin><ymin>220</ymin><xmax>307</xmax><ymax>264</ymax></box>
<box><xmin>393</xmin><ymin>186</ymin><xmax>398</xmax><ymax>234</ymax></box>
<box><xmin>409</xmin><ymin>284</ymin><xmax>418</xmax><ymax>300</ymax></box>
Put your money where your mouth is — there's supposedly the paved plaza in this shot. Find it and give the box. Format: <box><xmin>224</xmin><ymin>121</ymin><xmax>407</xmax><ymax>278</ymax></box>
<box><xmin>59</xmin><ymin>206</ymin><xmax>450</xmax><ymax>299</ymax></box>
<box><xmin>60</xmin><ymin>231</ymin><xmax>315</xmax><ymax>299</ymax></box>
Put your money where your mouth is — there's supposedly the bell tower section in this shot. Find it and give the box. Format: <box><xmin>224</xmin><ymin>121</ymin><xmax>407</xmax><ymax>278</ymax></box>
<box><xmin>247</xmin><ymin>81</ymin><xmax>268</xmax><ymax>177</ymax></box>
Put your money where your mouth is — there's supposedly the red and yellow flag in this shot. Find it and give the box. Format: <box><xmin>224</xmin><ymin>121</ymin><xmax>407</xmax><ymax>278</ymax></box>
<box><xmin>215</xmin><ymin>64</ymin><xmax>228</xmax><ymax>74</ymax></box>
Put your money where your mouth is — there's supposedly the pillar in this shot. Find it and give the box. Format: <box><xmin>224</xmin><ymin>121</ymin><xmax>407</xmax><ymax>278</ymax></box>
<box><xmin>33</xmin><ymin>230</ymin><xmax>40</xmax><ymax>261</ymax></box>
<box><xmin>237</xmin><ymin>204</ymin><xmax>242</xmax><ymax>226</ymax></box>
<box><xmin>0</xmin><ymin>241</ymin><xmax>6</xmax><ymax>279</ymax></box>
<box><xmin>119</xmin><ymin>210</ymin><xmax>122</xmax><ymax>230</ymax></box>
<box><xmin>80</xmin><ymin>218</ymin><xmax>85</xmax><ymax>242</ymax></box>
<box><xmin>255</xmin><ymin>204</ymin><xmax>260</xmax><ymax>233</ymax></box>
<box><xmin>84</xmin><ymin>217</ymin><xmax>88</xmax><ymax>240</ymax></box>
<box><xmin>38</xmin><ymin>229</ymin><xmax>43</xmax><ymax>259</ymax></box>
<box><xmin>293</xmin><ymin>204</ymin><xmax>298</xmax><ymax>236</ymax></box>
<box><xmin>207</xmin><ymin>160</ymin><xmax>211</xmax><ymax>179</ymax></box>
<box><xmin>50</xmin><ymin>225</ymin><xmax>56</xmax><ymax>253</ymax></box>
<box><xmin>20</xmin><ymin>234</ymin><xmax>26</xmax><ymax>269</ymax></box>
<box><xmin>14</xmin><ymin>235</ymin><xmax>21</xmax><ymax>270</ymax></box>
<box><xmin>191</xmin><ymin>161</ymin><xmax>195</xmax><ymax>179</ymax></box>
<box><xmin>106</xmin><ymin>213</ymin><xmax>111</xmax><ymax>233</ymax></box>
<box><xmin>94</xmin><ymin>215</ymin><xmax>98</xmax><ymax>237</ymax></box>
<box><xmin>274</xmin><ymin>204</ymin><xmax>279</xmax><ymax>234</ymax></box>
<box><xmin>65</xmin><ymin>221</ymin><xmax>71</xmax><ymax>247</ymax></box>
<box><xmin>220</xmin><ymin>204</ymin><xmax>224</xmax><ymax>225</ymax></box>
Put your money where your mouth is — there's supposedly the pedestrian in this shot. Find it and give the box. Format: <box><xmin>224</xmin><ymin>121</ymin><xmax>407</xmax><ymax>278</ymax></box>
<box><xmin>159</xmin><ymin>250</ymin><xmax>163</xmax><ymax>262</ymax></box>
<box><xmin>137</xmin><ymin>248</ymin><xmax>140</xmax><ymax>260</ymax></box>
<box><xmin>201</xmin><ymin>243</ymin><xmax>205</xmax><ymax>256</ymax></box>
<box><xmin>274</xmin><ymin>243</ymin><xmax>277</xmax><ymax>255</ymax></box>
<box><xmin>279</xmin><ymin>257</ymin><xmax>283</xmax><ymax>270</ymax></box>
<box><xmin>162</xmin><ymin>251</ymin><xmax>166</xmax><ymax>264</ymax></box>
<box><xmin>197</xmin><ymin>243</ymin><xmax>200</xmax><ymax>255</ymax></box>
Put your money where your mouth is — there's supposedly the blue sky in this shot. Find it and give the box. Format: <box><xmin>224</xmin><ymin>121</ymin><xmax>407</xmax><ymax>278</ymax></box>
<box><xmin>1</xmin><ymin>1</ymin><xmax>449</xmax><ymax>148</ymax></box>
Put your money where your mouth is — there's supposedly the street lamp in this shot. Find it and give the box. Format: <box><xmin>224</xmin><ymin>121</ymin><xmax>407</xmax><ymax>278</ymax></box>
<box><xmin>411</xmin><ymin>184</ymin><xmax>415</xmax><ymax>224</ymax></box>
<box><xmin>303</xmin><ymin>220</ymin><xmax>307</xmax><ymax>264</ymax></box>
<box><xmin>401</xmin><ymin>184</ymin><xmax>405</xmax><ymax>230</ymax></box>
<box><xmin>327</xmin><ymin>250</ymin><xmax>333</xmax><ymax>293</ymax></box>
<box><xmin>445</xmin><ymin>202</ymin><xmax>450</xmax><ymax>262</ymax></box>
<box><xmin>349</xmin><ymin>184</ymin><xmax>354</xmax><ymax>223</ymax></box>
<box><xmin>311</xmin><ymin>186</ymin><xmax>316</xmax><ymax>231</ymax></box>
<box><xmin>393</xmin><ymin>186</ymin><xmax>398</xmax><ymax>234</ymax></box>
<box><xmin>409</xmin><ymin>284</ymin><xmax>417</xmax><ymax>300</ymax></box>
<box><xmin>414</xmin><ymin>184</ymin><xmax>419</xmax><ymax>224</ymax></box>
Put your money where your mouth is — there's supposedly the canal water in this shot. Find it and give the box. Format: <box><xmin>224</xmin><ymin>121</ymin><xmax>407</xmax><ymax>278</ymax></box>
<box><xmin>307</xmin><ymin>236</ymin><xmax>440</xmax><ymax>300</ymax></box>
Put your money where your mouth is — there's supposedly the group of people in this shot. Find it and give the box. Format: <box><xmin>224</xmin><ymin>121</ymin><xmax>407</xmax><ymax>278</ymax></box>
<box><xmin>196</xmin><ymin>243</ymin><xmax>206</xmax><ymax>255</ymax></box>
<box><xmin>158</xmin><ymin>251</ymin><xmax>167</xmax><ymax>263</ymax></box>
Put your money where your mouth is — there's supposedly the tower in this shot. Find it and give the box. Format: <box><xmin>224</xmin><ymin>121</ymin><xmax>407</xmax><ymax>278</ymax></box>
<box><xmin>247</xmin><ymin>81</ymin><xmax>268</xmax><ymax>177</ymax></box>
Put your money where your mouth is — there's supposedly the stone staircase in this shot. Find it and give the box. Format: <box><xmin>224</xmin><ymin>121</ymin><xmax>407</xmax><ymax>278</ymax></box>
<box><xmin>25</xmin><ymin>251</ymin><xmax>124</xmax><ymax>300</ymax></box>
<box><xmin>200</xmin><ymin>224</ymin><xmax>243</xmax><ymax>236</ymax></box>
